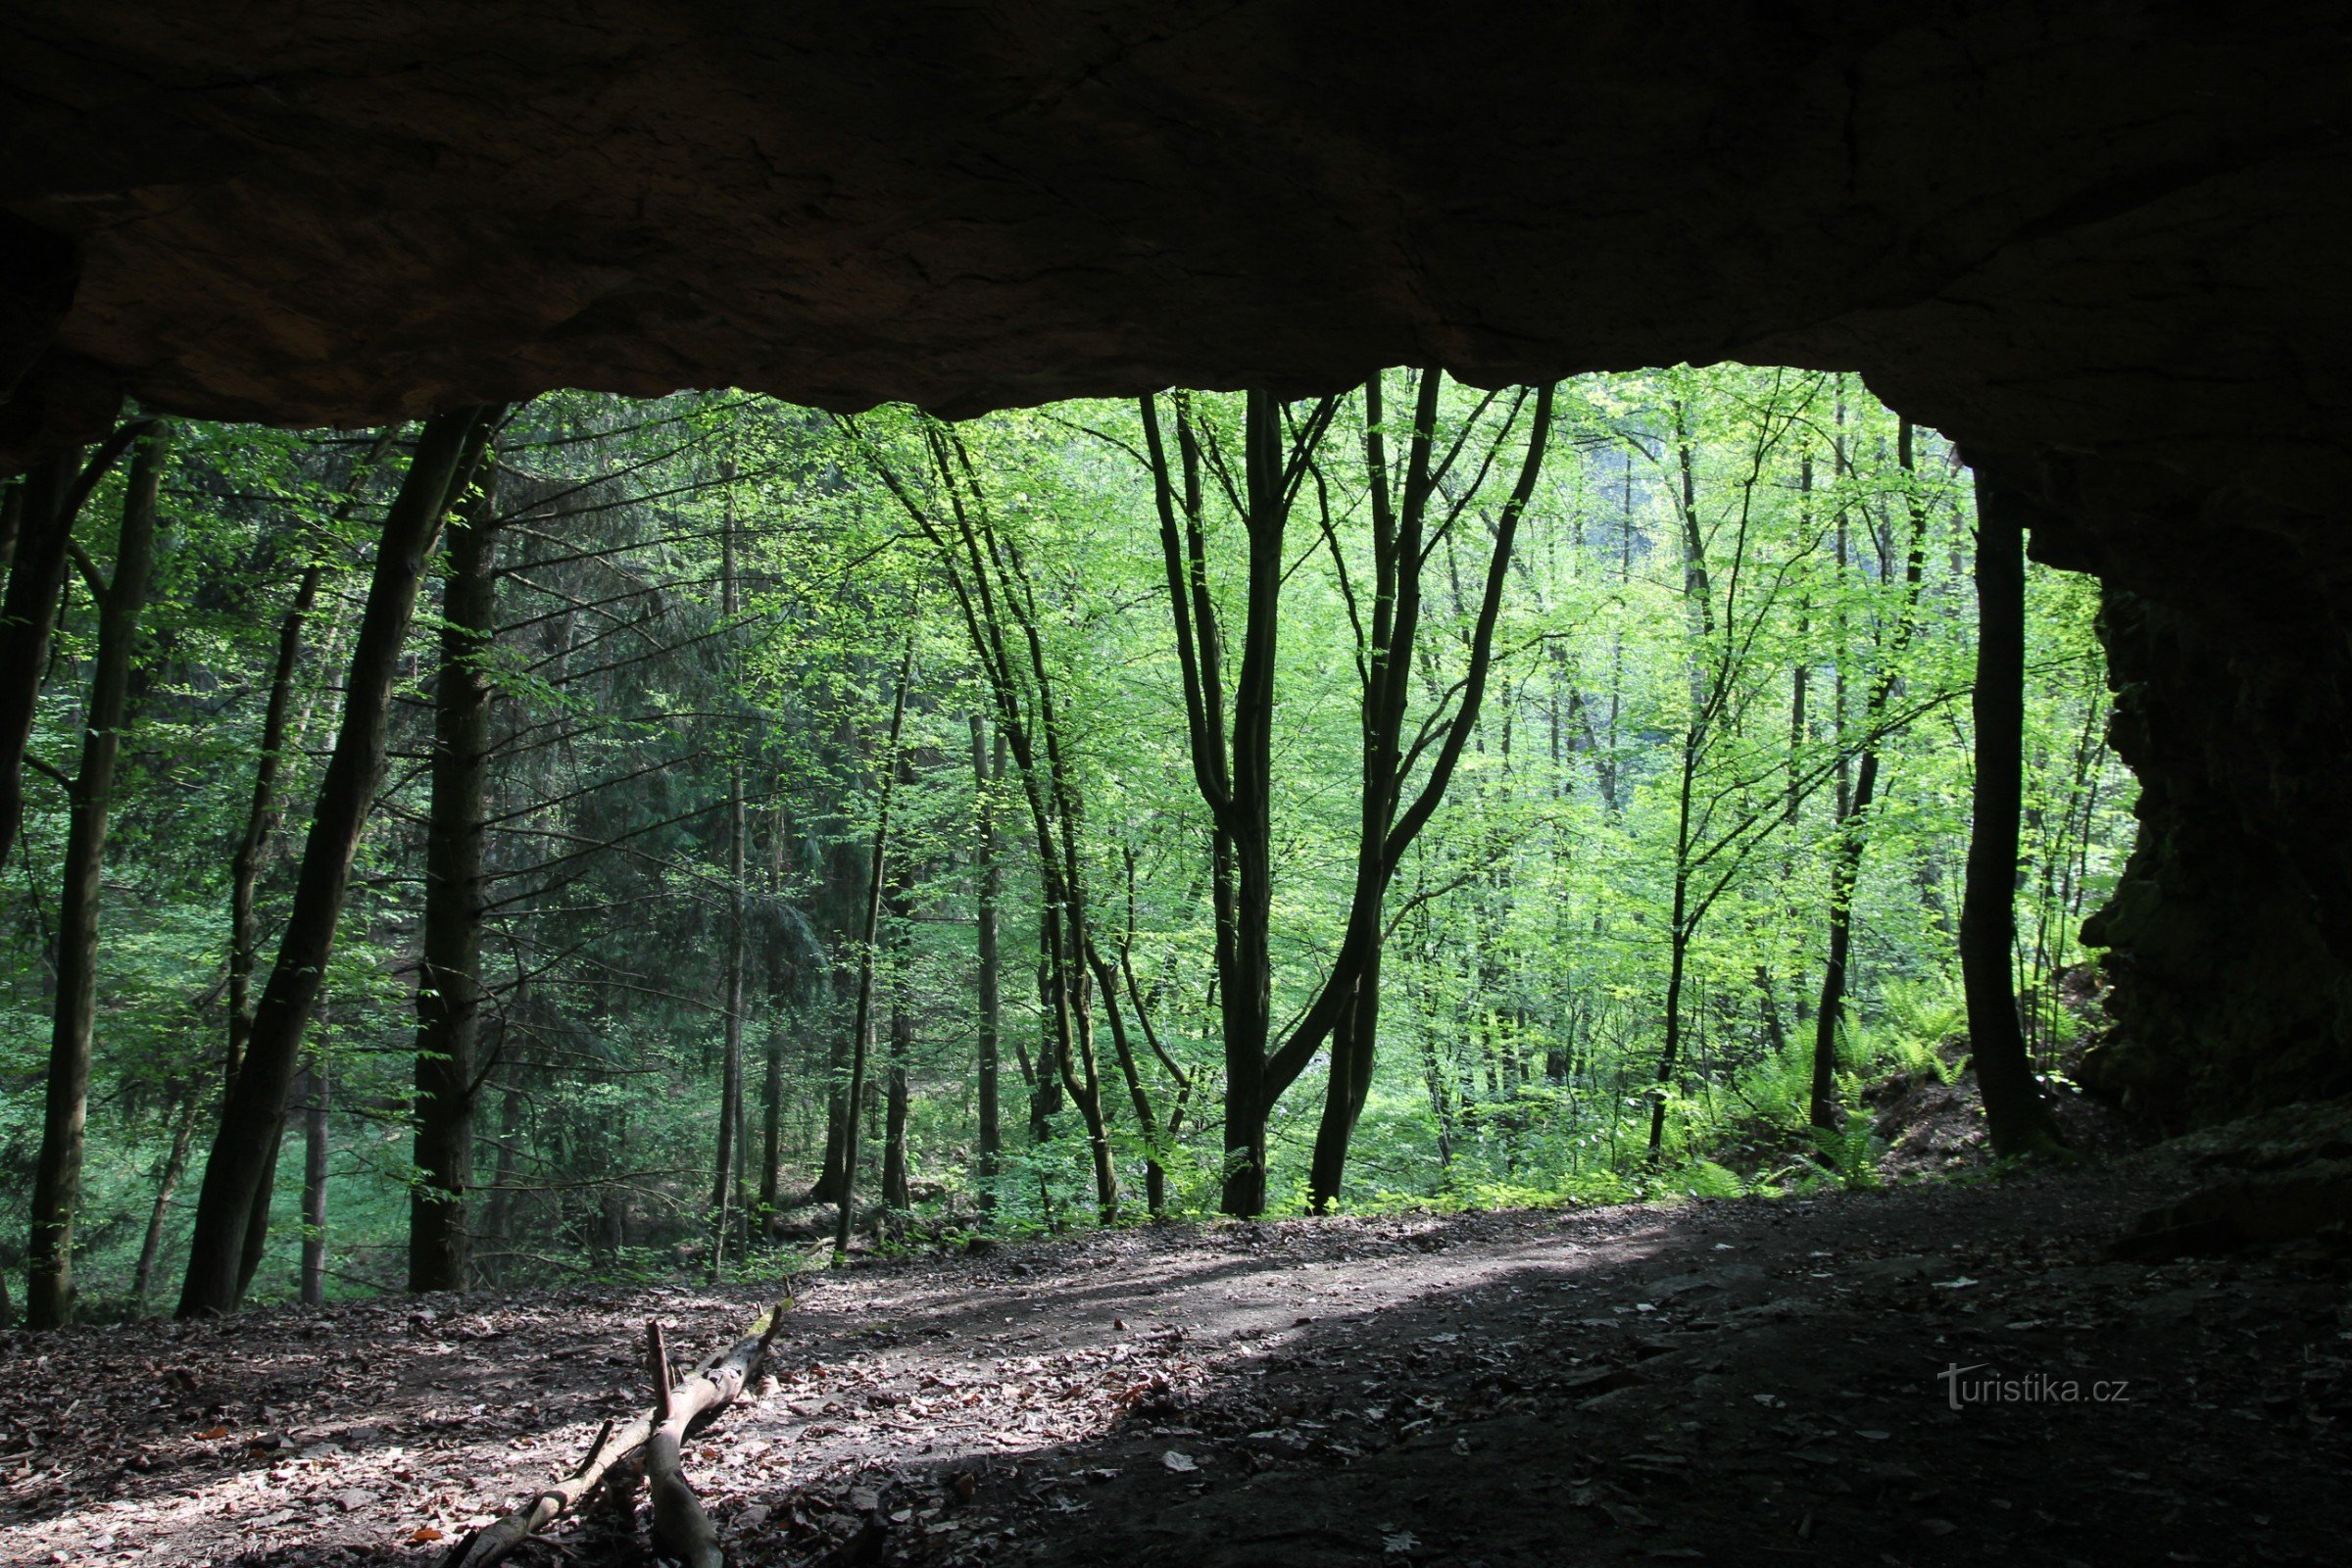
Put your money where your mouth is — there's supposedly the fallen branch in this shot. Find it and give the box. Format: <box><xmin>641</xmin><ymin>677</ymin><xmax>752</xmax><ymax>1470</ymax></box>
<box><xmin>443</xmin><ymin>1298</ymin><xmax>791</xmax><ymax>1568</ymax></box>
<box><xmin>645</xmin><ymin>1320</ymin><xmax>719</xmax><ymax>1568</ymax></box>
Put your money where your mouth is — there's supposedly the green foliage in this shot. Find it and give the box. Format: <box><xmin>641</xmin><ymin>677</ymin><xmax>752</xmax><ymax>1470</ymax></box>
<box><xmin>1800</xmin><ymin>1124</ymin><xmax>1887</xmax><ymax>1192</ymax></box>
<box><xmin>0</xmin><ymin>365</ymin><xmax>2135</xmax><ymax>1312</ymax></box>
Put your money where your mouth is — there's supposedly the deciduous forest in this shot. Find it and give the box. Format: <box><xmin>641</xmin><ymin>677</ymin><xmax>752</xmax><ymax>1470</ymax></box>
<box><xmin>0</xmin><ymin>366</ymin><xmax>2132</xmax><ymax>1322</ymax></box>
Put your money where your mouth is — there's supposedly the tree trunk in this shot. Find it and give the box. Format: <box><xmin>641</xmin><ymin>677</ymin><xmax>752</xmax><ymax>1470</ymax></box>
<box><xmin>230</xmin><ymin>429</ymin><xmax>398</xmax><ymax>1091</ymax></box>
<box><xmin>1029</xmin><ymin>903</ymin><xmax>1062</xmax><ymax>1140</ymax></box>
<box><xmin>131</xmin><ymin>1085</ymin><xmax>200</xmax><ymax>1314</ymax></box>
<box><xmin>25</xmin><ymin>423</ymin><xmax>168</xmax><ymax>1329</ymax></box>
<box><xmin>410</xmin><ymin>454</ymin><xmax>502</xmax><ymax>1294</ymax></box>
<box><xmin>0</xmin><ymin>425</ymin><xmax>143</xmax><ymax>874</ymax></box>
<box><xmin>235</xmin><ymin>1127</ymin><xmax>283</xmax><ymax>1299</ymax></box>
<box><xmin>880</xmin><ymin>839</ymin><xmax>916</xmax><ymax>1212</ymax></box>
<box><xmin>178</xmin><ymin>405</ymin><xmax>495</xmax><ymax>1318</ymax></box>
<box><xmin>1090</xmin><ymin>937</ymin><xmax>1168</xmax><ymax>1215</ymax></box>
<box><xmin>971</xmin><ymin>714</ymin><xmax>1002</xmax><ymax>1184</ymax></box>
<box><xmin>1304</xmin><ymin>374</ymin><xmax>1552</xmax><ymax>1209</ymax></box>
<box><xmin>1649</xmin><ymin>887</ymin><xmax>1692</xmax><ymax>1157</ymax></box>
<box><xmin>1963</xmin><ymin>479</ymin><xmax>2065</xmax><ymax>1156</ymax></box>
<box><xmin>835</xmin><ymin>641</ymin><xmax>912</xmax><ymax>1256</ymax></box>
<box><xmin>881</xmin><ymin>1000</ymin><xmax>911</xmax><ymax>1209</ymax></box>
<box><xmin>299</xmin><ymin>1056</ymin><xmax>329</xmax><ymax>1306</ymax></box>
<box><xmin>759</xmin><ymin>988</ymin><xmax>785</xmax><ymax>1219</ymax></box>
<box><xmin>710</xmin><ymin>755</ymin><xmax>746</xmax><ymax>1272</ymax></box>
<box><xmin>1810</xmin><ymin>417</ymin><xmax>1930</xmax><ymax>1129</ymax></box>
<box><xmin>483</xmin><ymin>1082</ymin><xmax>521</xmax><ymax>1287</ymax></box>
<box><xmin>1140</xmin><ymin>390</ymin><xmax>1289</xmax><ymax>1216</ymax></box>
<box><xmin>710</xmin><ymin>515</ymin><xmax>747</xmax><ymax>1275</ymax></box>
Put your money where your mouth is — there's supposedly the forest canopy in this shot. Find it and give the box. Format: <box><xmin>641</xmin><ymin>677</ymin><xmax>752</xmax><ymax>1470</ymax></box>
<box><xmin>0</xmin><ymin>365</ymin><xmax>2132</xmax><ymax>1321</ymax></box>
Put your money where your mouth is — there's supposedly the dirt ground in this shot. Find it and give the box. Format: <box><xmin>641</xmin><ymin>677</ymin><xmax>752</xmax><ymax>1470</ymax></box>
<box><xmin>5</xmin><ymin>1151</ymin><xmax>2347</xmax><ymax>1568</ymax></box>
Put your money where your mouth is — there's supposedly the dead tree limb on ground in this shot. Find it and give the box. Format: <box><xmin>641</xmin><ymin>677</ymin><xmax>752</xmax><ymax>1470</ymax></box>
<box><xmin>442</xmin><ymin>1298</ymin><xmax>790</xmax><ymax>1568</ymax></box>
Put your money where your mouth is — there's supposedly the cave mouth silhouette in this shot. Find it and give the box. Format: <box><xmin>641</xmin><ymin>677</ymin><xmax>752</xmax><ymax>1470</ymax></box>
<box><xmin>5</xmin><ymin>3</ymin><xmax>2348</xmax><ymax>1126</ymax></box>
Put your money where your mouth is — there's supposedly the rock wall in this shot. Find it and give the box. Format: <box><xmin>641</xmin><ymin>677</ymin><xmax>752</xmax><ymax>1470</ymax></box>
<box><xmin>2081</xmin><ymin>577</ymin><xmax>2352</xmax><ymax>1127</ymax></box>
<box><xmin>4</xmin><ymin>0</ymin><xmax>2351</xmax><ymax>1123</ymax></box>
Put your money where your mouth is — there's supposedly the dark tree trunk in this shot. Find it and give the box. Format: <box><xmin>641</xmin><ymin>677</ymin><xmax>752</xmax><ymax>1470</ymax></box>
<box><xmin>1141</xmin><ymin>391</ymin><xmax>1294</xmax><ymax>1216</ymax></box>
<box><xmin>971</xmin><ymin>714</ymin><xmax>1002</xmax><ymax>1183</ymax></box>
<box><xmin>1963</xmin><ymin>479</ymin><xmax>2065</xmax><ymax>1156</ymax></box>
<box><xmin>710</xmin><ymin>516</ymin><xmax>747</xmax><ymax>1275</ymax></box>
<box><xmin>759</xmin><ymin>985</ymin><xmax>785</xmax><ymax>1218</ymax></box>
<box><xmin>0</xmin><ymin>425</ymin><xmax>144</xmax><ymax>875</ymax></box>
<box><xmin>409</xmin><ymin>458</ymin><xmax>502</xmax><ymax>1294</ymax></box>
<box><xmin>483</xmin><ymin>1081</ymin><xmax>521</xmax><ymax>1286</ymax></box>
<box><xmin>178</xmin><ymin>406</ymin><xmax>495</xmax><ymax>1318</ymax></box>
<box><xmin>1217</xmin><ymin>394</ymin><xmax>1286</xmax><ymax>1214</ymax></box>
<box><xmin>132</xmin><ymin>1085</ymin><xmax>199</xmax><ymax>1315</ymax></box>
<box><xmin>1305</xmin><ymin>375</ymin><xmax>1552</xmax><ymax>1209</ymax></box>
<box><xmin>299</xmin><ymin>1056</ymin><xmax>329</xmax><ymax>1307</ymax></box>
<box><xmin>711</xmin><ymin>761</ymin><xmax>744</xmax><ymax>1249</ymax></box>
<box><xmin>230</xmin><ymin>430</ymin><xmax>395</xmax><ymax>1092</ymax></box>
<box><xmin>811</xmin><ymin>1024</ymin><xmax>852</xmax><ymax>1207</ymax></box>
<box><xmin>236</xmin><ymin>1127</ymin><xmax>283</xmax><ymax>1298</ymax></box>
<box><xmin>24</xmin><ymin>424</ymin><xmax>168</xmax><ymax>1328</ymax></box>
<box><xmin>1810</xmin><ymin>418</ymin><xmax>1930</xmax><ymax>1130</ymax></box>
<box><xmin>881</xmin><ymin>1003</ymin><xmax>911</xmax><ymax>1209</ymax></box>
<box><xmin>835</xmin><ymin>641</ymin><xmax>912</xmax><ymax>1256</ymax></box>
<box><xmin>1029</xmin><ymin>904</ymin><xmax>1062</xmax><ymax>1140</ymax></box>
<box><xmin>1091</xmin><ymin>936</ymin><xmax>1167</xmax><ymax>1215</ymax></box>
<box><xmin>880</xmin><ymin>835</ymin><xmax>917</xmax><ymax>1211</ymax></box>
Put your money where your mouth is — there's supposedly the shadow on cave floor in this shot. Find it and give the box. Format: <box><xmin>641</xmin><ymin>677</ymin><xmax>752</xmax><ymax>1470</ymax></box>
<box><xmin>5</xmin><ymin>1150</ymin><xmax>2346</xmax><ymax>1568</ymax></box>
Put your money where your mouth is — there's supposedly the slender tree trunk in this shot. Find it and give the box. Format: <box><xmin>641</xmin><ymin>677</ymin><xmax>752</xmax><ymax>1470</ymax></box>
<box><xmin>409</xmin><ymin>456</ymin><xmax>503</xmax><ymax>1293</ymax></box>
<box><xmin>710</xmin><ymin>776</ymin><xmax>746</xmax><ymax>1269</ymax></box>
<box><xmin>1304</xmin><ymin>377</ymin><xmax>1552</xmax><ymax>1208</ymax></box>
<box><xmin>131</xmin><ymin>1085</ymin><xmax>199</xmax><ymax>1315</ymax></box>
<box><xmin>1215</xmin><ymin>394</ymin><xmax>1287</xmax><ymax>1214</ymax></box>
<box><xmin>1140</xmin><ymin>391</ymin><xmax>1285</xmax><ymax>1216</ymax></box>
<box><xmin>1088</xmin><ymin>936</ymin><xmax>1168</xmax><ymax>1214</ymax></box>
<box><xmin>1029</xmin><ymin>903</ymin><xmax>1062</xmax><ymax>1140</ymax></box>
<box><xmin>230</xmin><ymin>430</ymin><xmax>397</xmax><ymax>1091</ymax></box>
<box><xmin>881</xmin><ymin>999</ymin><xmax>911</xmax><ymax>1209</ymax></box>
<box><xmin>299</xmin><ymin>1056</ymin><xmax>329</xmax><ymax>1307</ymax></box>
<box><xmin>759</xmin><ymin>986</ymin><xmax>786</xmax><ymax>1220</ymax></box>
<box><xmin>879</xmin><ymin>837</ymin><xmax>917</xmax><ymax>1212</ymax></box>
<box><xmin>710</xmin><ymin>515</ymin><xmax>747</xmax><ymax>1275</ymax></box>
<box><xmin>971</xmin><ymin>714</ymin><xmax>1002</xmax><ymax>1187</ymax></box>
<box><xmin>178</xmin><ymin>406</ymin><xmax>495</xmax><ymax>1318</ymax></box>
<box><xmin>484</xmin><ymin>1081</ymin><xmax>520</xmax><ymax>1286</ymax></box>
<box><xmin>1964</xmin><ymin>479</ymin><xmax>2064</xmax><ymax>1155</ymax></box>
<box><xmin>1040</xmin><ymin>904</ymin><xmax>1119</xmax><ymax>1224</ymax></box>
<box><xmin>25</xmin><ymin>424</ymin><xmax>168</xmax><ymax>1329</ymax></box>
<box><xmin>1649</xmin><ymin>881</ymin><xmax>1693</xmax><ymax>1157</ymax></box>
<box><xmin>1809</xmin><ymin>419</ymin><xmax>1929</xmax><ymax>1129</ymax></box>
<box><xmin>835</xmin><ymin>641</ymin><xmax>912</xmax><ymax>1256</ymax></box>
<box><xmin>812</xmin><ymin>1029</ymin><xmax>852</xmax><ymax>1206</ymax></box>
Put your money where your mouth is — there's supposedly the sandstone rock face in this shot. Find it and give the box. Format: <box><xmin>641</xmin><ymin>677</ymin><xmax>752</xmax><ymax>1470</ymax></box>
<box><xmin>5</xmin><ymin>1</ymin><xmax>2349</xmax><ymax>1122</ymax></box>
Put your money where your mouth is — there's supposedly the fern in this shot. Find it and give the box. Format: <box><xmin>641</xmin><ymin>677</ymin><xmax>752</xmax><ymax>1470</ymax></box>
<box><xmin>1804</xmin><ymin>1124</ymin><xmax>1886</xmax><ymax>1189</ymax></box>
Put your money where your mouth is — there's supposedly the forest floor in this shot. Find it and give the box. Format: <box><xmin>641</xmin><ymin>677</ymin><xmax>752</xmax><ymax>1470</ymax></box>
<box><xmin>7</xmin><ymin>1137</ymin><xmax>2350</xmax><ymax>1568</ymax></box>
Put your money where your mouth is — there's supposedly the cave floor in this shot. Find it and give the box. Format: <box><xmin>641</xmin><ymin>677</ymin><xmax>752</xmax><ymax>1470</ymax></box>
<box><xmin>5</xmin><ymin>1155</ymin><xmax>2346</xmax><ymax>1568</ymax></box>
